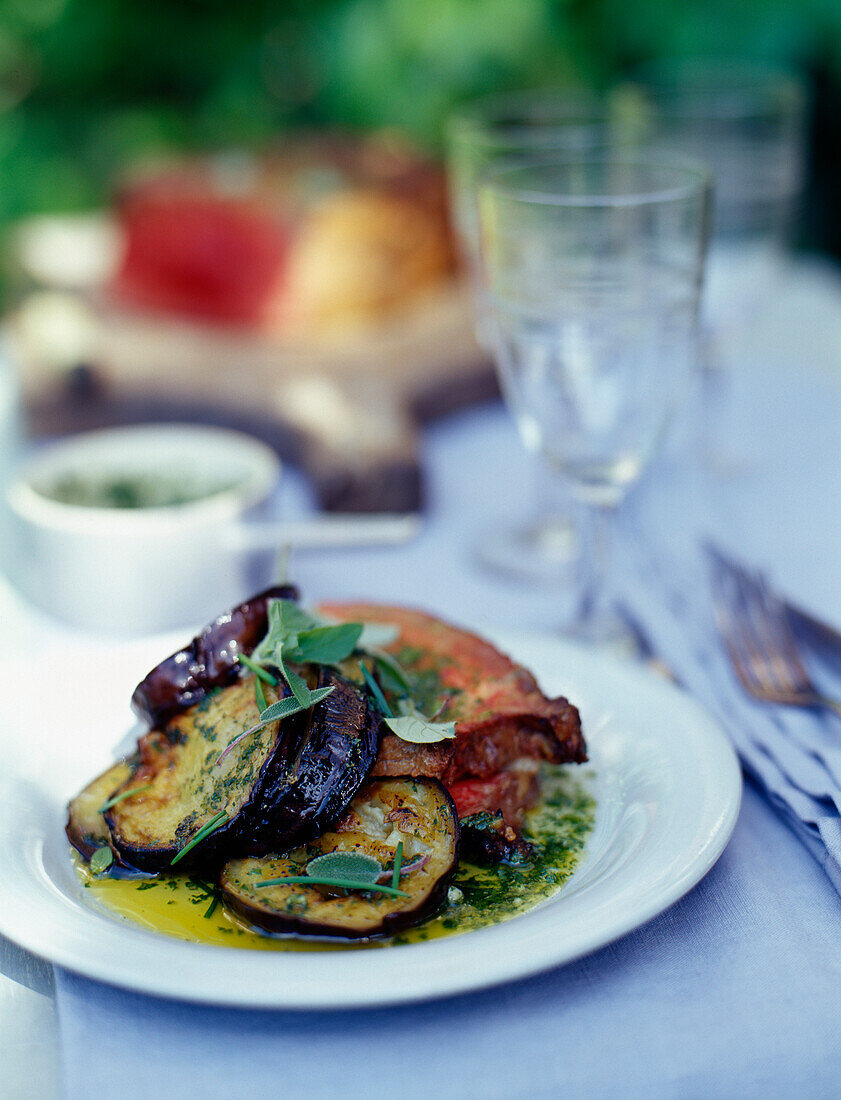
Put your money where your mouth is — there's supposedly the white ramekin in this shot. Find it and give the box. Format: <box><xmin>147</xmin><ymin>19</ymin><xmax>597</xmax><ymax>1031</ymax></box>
<box><xmin>4</xmin><ymin>424</ymin><xmax>281</xmax><ymax>634</ymax></box>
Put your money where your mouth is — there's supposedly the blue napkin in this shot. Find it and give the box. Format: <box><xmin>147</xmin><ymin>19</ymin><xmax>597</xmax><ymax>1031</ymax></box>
<box><xmin>619</xmin><ymin>529</ymin><xmax>841</xmax><ymax>895</ymax></box>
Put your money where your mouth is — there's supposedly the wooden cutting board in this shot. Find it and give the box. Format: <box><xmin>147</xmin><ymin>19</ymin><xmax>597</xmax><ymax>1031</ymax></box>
<box><xmin>11</xmin><ymin>279</ymin><xmax>497</xmax><ymax>512</ymax></box>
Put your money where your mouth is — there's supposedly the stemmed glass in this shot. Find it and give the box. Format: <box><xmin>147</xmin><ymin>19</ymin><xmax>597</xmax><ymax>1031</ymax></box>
<box><xmin>447</xmin><ymin>91</ymin><xmax>623</xmax><ymax>581</ymax></box>
<box><xmin>626</xmin><ymin>61</ymin><xmax>807</xmax><ymax>467</ymax></box>
<box><xmin>477</xmin><ymin>155</ymin><xmax>710</xmax><ymax>641</ymax></box>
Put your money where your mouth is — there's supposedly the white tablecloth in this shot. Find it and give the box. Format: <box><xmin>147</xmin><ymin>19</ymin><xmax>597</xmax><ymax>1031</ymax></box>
<box><xmin>2</xmin><ymin>257</ymin><xmax>841</xmax><ymax>1098</ymax></box>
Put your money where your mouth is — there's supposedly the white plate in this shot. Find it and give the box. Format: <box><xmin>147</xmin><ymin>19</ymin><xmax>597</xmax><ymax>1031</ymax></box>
<box><xmin>0</xmin><ymin>630</ymin><xmax>741</xmax><ymax>1009</ymax></box>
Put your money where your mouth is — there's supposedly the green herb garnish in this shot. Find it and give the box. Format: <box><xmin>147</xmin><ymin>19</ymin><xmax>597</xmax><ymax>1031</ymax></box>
<box><xmin>239</xmin><ymin>654</ymin><xmax>278</xmax><ymax>686</ymax></box>
<box><xmin>360</xmin><ymin>662</ymin><xmax>393</xmax><ymax>718</ymax></box>
<box><xmin>373</xmin><ymin>652</ymin><xmax>412</xmax><ymax>695</ymax></box>
<box><xmin>256</xmin><ymin>875</ymin><xmax>408</xmax><ymax>898</ymax></box>
<box><xmin>203</xmin><ymin>896</ymin><xmax>219</xmax><ymax>919</ymax></box>
<box><xmin>254</xmin><ymin>675</ymin><xmax>268</xmax><ymax>713</ymax></box>
<box><xmin>98</xmin><ymin>784</ymin><xmax>152</xmax><ymax>814</ymax></box>
<box><xmin>306</xmin><ymin>851</ymin><xmax>382</xmax><ymax>883</ymax></box>
<box><xmin>170</xmin><ymin>810</ymin><xmax>228</xmax><ymax>866</ymax></box>
<box><xmin>89</xmin><ymin>846</ymin><xmax>113</xmax><ymax>875</ymax></box>
<box><xmin>291</xmin><ymin>622</ymin><xmax>364</xmax><ymax>665</ymax></box>
<box><xmin>276</xmin><ymin>652</ymin><xmax>312</xmax><ymax>708</ymax></box>
<box><xmin>385</xmin><ymin>702</ymin><xmax>456</xmax><ymax>744</ymax></box>
<box><xmin>214</xmin><ymin>687</ymin><xmax>334</xmax><ymax>766</ymax></box>
<box><xmin>391</xmin><ymin>841</ymin><xmax>404</xmax><ymax>891</ymax></box>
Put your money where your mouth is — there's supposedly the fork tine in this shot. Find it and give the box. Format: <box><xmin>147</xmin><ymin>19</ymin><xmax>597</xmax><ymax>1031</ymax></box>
<box><xmin>721</xmin><ymin>553</ymin><xmax>812</xmax><ymax>695</ymax></box>
<box><xmin>707</xmin><ymin>550</ymin><xmax>768</xmax><ymax>696</ymax></box>
<box><xmin>706</xmin><ymin>544</ymin><xmax>817</xmax><ymax>702</ymax></box>
<box><xmin>730</xmin><ymin>564</ymin><xmax>798</xmax><ymax>694</ymax></box>
<box><xmin>706</xmin><ymin>544</ymin><xmax>841</xmax><ymax>718</ymax></box>
<box><xmin>753</xmin><ymin>572</ymin><xmax>812</xmax><ymax>688</ymax></box>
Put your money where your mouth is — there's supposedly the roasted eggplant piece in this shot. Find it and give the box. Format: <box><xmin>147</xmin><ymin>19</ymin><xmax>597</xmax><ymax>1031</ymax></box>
<box><xmin>220</xmin><ymin>777</ymin><xmax>459</xmax><ymax>939</ymax></box>
<box><xmin>251</xmin><ymin>667</ymin><xmax>381</xmax><ymax>852</ymax></box>
<box><xmin>108</xmin><ymin>677</ymin><xmax>291</xmax><ymax>872</ymax></box>
<box><xmin>66</xmin><ymin>758</ymin><xmax>137</xmax><ymax>860</ymax></box>
<box><xmin>459</xmin><ymin>811</ymin><xmax>533</xmax><ymax>865</ymax></box>
<box><xmin>131</xmin><ymin>584</ymin><xmax>298</xmax><ymax>728</ymax></box>
<box><xmin>107</xmin><ymin>669</ymin><xmax>380</xmax><ymax>873</ymax></box>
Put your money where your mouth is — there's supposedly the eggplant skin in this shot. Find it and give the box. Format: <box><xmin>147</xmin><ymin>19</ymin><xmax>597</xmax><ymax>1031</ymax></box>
<box><xmin>459</xmin><ymin>812</ymin><xmax>533</xmax><ymax>865</ymax></box>
<box><xmin>106</xmin><ymin>670</ymin><xmax>379</xmax><ymax>873</ymax></box>
<box><xmin>248</xmin><ymin>668</ymin><xmax>382</xmax><ymax>853</ymax></box>
<box><xmin>66</xmin><ymin>758</ymin><xmax>137</xmax><ymax>861</ymax></box>
<box><xmin>220</xmin><ymin>777</ymin><xmax>460</xmax><ymax>940</ymax></box>
<box><xmin>131</xmin><ymin>584</ymin><xmax>298</xmax><ymax>728</ymax></box>
<box><xmin>107</xmin><ymin>678</ymin><xmax>295</xmax><ymax>873</ymax></box>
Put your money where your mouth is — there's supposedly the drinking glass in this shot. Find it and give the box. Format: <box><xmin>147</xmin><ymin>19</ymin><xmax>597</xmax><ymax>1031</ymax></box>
<box><xmin>447</xmin><ymin>91</ymin><xmax>624</xmax><ymax>581</ymax></box>
<box><xmin>626</xmin><ymin>61</ymin><xmax>807</xmax><ymax>465</ymax></box>
<box><xmin>478</xmin><ymin>156</ymin><xmax>710</xmax><ymax>641</ymax></box>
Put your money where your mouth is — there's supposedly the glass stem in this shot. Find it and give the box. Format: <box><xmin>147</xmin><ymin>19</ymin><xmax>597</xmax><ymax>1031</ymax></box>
<box><xmin>572</xmin><ymin>502</ymin><xmax>617</xmax><ymax>640</ymax></box>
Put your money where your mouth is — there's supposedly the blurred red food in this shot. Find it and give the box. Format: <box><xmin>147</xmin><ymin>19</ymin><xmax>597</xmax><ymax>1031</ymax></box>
<box><xmin>114</xmin><ymin>186</ymin><xmax>288</xmax><ymax>326</ymax></box>
<box><xmin>109</xmin><ymin>136</ymin><xmax>456</xmax><ymax>334</ymax></box>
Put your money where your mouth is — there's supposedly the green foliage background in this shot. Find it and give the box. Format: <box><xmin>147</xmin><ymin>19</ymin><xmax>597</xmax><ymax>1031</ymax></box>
<box><xmin>0</xmin><ymin>0</ymin><xmax>838</xmax><ymax>233</ymax></box>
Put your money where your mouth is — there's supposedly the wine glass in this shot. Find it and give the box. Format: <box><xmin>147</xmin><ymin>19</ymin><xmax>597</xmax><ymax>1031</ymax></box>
<box><xmin>477</xmin><ymin>155</ymin><xmax>710</xmax><ymax>642</ymax></box>
<box><xmin>447</xmin><ymin>91</ymin><xmax>626</xmax><ymax>582</ymax></box>
<box><xmin>624</xmin><ymin>60</ymin><xmax>807</xmax><ymax>467</ymax></box>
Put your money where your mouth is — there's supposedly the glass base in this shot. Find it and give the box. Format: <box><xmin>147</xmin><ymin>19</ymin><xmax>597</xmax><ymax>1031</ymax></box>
<box><xmin>473</xmin><ymin>515</ymin><xmax>579</xmax><ymax>585</ymax></box>
<box><xmin>563</xmin><ymin>604</ymin><xmax>638</xmax><ymax>652</ymax></box>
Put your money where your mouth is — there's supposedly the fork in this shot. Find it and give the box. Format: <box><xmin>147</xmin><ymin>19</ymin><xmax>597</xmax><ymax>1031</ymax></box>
<box><xmin>706</xmin><ymin>545</ymin><xmax>841</xmax><ymax>719</ymax></box>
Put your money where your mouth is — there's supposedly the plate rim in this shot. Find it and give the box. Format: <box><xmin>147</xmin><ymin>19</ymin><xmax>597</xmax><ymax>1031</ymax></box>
<box><xmin>0</xmin><ymin>629</ymin><xmax>742</xmax><ymax>1009</ymax></box>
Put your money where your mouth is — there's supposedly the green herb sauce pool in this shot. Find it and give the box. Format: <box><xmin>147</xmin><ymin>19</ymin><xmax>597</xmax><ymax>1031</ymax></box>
<box><xmin>75</xmin><ymin>764</ymin><xmax>595</xmax><ymax>950</ymax></box>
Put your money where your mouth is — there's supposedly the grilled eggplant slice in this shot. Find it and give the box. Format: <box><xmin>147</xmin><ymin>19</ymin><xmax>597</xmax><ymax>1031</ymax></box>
<box><xmin>107</xmin><ymin>669</ymin><xmax>380</xmax><ymax>873</ymax></box>
<box><xmin>250</xmin><ymin>667</ymin><xmax>382</xmax><ymax>852</ymax></box>
<box><xmin>107</xmin><ymin>677</ymin><xmax>292</xmax><ymax>872</ymax></box>
<box><xmin>131</xmin><ymin>584</ymin><xmax>298</xmax><ymax>728</ymax></box>
<box><xmin>66</xmin><ymin>758</ymin><xmax>137</xmax><ymax>860</ymax></box>
<box><xmin>220</xmin><ymin>777</ymin><xmax>459</xmax><ymax>939</ymax></box>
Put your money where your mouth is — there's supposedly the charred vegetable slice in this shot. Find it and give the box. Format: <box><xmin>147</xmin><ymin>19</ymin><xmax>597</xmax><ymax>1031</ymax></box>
<box><xmin>219</xmin><ymin>777</ymin><xmax>459</xmax><ymax>939</ymax></box>
<box><xmin>66</xmin><ymin>758</ymin><xmax>137</xmax><ymax>860</ymax></box>
<box><xmin>250</xmin><ymin>668</ymin><xmax>381</xmax><ymax>852</ymax></box>
<box><xmin>131</xmin><ymin>584</ymin><xmax>298</xmax><ymax>728</ymax></box>
<box><xmin>107</xmin><ymin>678</ymin><xmax>293</xmax><ymax>872</ymax></box>
<box><xmin>107</xmin><ymin>669</ymin><xmax>380</xmax><ymax>873</ymax></box>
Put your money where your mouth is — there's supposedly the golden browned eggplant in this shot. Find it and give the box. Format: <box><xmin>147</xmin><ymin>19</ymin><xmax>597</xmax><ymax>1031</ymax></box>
<box><xmin>107</xmin><ymin>678</ymin><xmax>287</xmax><ymax>872</ymax></box>
<box><xmin>219</xmin><ymin>777</ymin><xmax>459</xmax><ymax>939</ymax></box>
<box><xmin>106</xmin><ymin>670</ymin><xmax>380</xmax><ymax>873</ymax></box>
<box><xmin>66</xmin><ymin>758</ymin><xmax>137</xmax><ymax>860</ymax></box>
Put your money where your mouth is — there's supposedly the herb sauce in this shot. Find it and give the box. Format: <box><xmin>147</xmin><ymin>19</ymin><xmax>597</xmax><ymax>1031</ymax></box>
<box><xmin>39</xmin><ymin>471</ymin><xmax>239</xmax><ymax>509</ymax></box>
<box><xmin>74</xmin><ymin>765</ymin><xmax>595</xmax><ymax>950</ymax></box>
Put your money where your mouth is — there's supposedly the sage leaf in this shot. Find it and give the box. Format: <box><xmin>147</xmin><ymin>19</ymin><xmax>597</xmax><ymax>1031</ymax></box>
<box><xmin>253</xmin><ymin>599</ymin><xmax>320</xmax><ymax>663</ymax></box>
<box><xmin>278</xmin><ymin>651</ymin><xmax>312</xmax><ymax>708</ymax></box>
<box><xmin>291</xmin><ymin>622</ymin><xmax>363</xmax><ymax>665</ymax></box>
<box><xmin>306</xmin><ymin>851</ymin><xmax>382</xmax><ymax>884</ymax></box>
<box><xmin>90</xmin><ymin>847</ymin><xmax>113</xmax><ymax>875</ymax></box>
<box><xmin>260</xmin><ymin>686</ymin><xmax>334</xmax><ymax>723</ymax></box>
